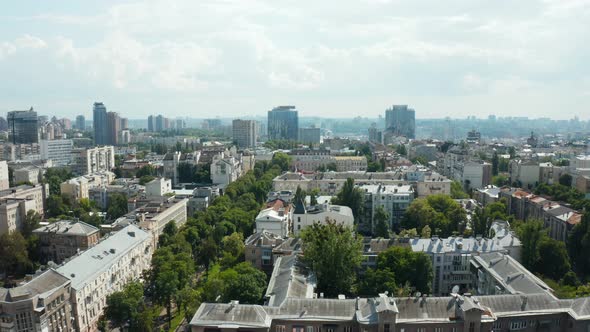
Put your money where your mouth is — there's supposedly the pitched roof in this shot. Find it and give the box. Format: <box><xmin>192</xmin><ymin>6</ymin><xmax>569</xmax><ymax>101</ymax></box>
<box><xmin>33</xmin><ymin>220</ymin><xmax>99</xmax><ymax>236</ymax></box>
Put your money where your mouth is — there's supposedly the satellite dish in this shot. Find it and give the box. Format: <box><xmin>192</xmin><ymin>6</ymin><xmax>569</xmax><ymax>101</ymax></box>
<box><xmin>451</xmin><ymin>285</ymin><xmax>460</xmax><ymax>294</ymax></box>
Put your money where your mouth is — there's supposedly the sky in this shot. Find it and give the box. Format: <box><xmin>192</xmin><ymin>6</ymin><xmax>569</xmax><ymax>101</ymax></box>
<box><xmin>1</xmin><ymin>0</ymin><xmax>589</xmax><ymax>120</ymax></box>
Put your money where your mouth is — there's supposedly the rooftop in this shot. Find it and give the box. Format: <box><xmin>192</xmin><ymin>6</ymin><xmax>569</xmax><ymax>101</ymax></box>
<box><xmin>57</xmin><ymin>224</ymin><xmax>150</xmax><ymax>290</ymax></box>
<box><xmin>33</xmin><ymin>220</ymin><xmax>99</xmax><ymax>236</ymax></box>
<box><xmin>0</xmin><ymin>269</ymin><xmax>70</xmax><ymax>303</ymax></box>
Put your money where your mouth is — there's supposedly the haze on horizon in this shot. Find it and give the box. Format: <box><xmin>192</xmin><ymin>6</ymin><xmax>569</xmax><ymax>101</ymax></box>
<box><xmin>1</xmin><ymin>0</ymin><xmax>589</xmax><ymax>120</ymax></box>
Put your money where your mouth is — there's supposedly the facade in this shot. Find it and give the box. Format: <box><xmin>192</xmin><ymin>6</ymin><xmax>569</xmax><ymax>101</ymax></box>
<box><xmin>73</xmin><ymin>146</ymin><xmax>115</xmax><ymax>175</ymax></box>
<box><xmin>107</xmin><ymin>111</ymin><xmax>120</xmax><ymax>145</ymax></box>
<box><xmin>57</xmin><ymin>225</ymin><xmax>153</xmax><ymax>332</ymax></box>
<box><xmin>358</xmin><ymin>184</ymin><xmax>414</xmax><ymax>234</ymax></box>
<box><xmin>33</xmin><ymin>220</ymin><xmax>100</xmax><ymax>264</ymax></box>
<box><xmin>40</xmin><ymin>139</ymin><xmax>73</xmax><ymax>167</ymax></box>
<box><xmin>7</xmin><ymin>108</ymin><xmax>39</xmax><ymax>144</ymax></box>
<box><xmin>267</xmin><ymin>106</ymin><xmax>298</xmax><ymax>141</ymax></box>
<box><xmin>0</xmin><ymin>184</ymin><xmax>47</xmax><ymax>220</ymax></box>
<box><xmin>0</xmin><ymin>160</ymin><xmax>8</xmax><ymax>190</ymax></box>
<box><xmin>509</xmin><ymin>160</ymin><xmax>541</xmax><ymax>189</ymax></box>
<box><xmin>292</xmin><ymin>202</ymin><xmax>354</xmax><ymax>236</ymax></box>
<box><xmin>76</xmin><ymin>115</ymin><xmax>85</xmax><ymax>131</ymax></box>
<box><xmin>232</xmin><ymin>119</ymin><xmax>257</xmax><ymax>148</ymax></box>
<box><xmin>273</xmin><ymin>171</ymin><xmax>450</xmax><ymax>198</ymax></box>
<box><xmin>255</xmin><ymin>199</ymin><xmax>293</xmax><ymax>237</ymax></box>
<box><xmin>298</xmin><ymin>127</ymin><xmax>321</xmax><ymax>144</ymax></box>
<box><xmin>0</xmin><ymin>269</ymin><xmax>73</xmax><ymax>332</ymax></box>
<box><xmin>88</xmin><ymin>184</ymin><xmax>142</xmax><ymax>210</ymax></box>
<box><xmin>385</xmin><ymin>105</ymin><xmax>415</xmax><ymax>139</ymax></box>
<box><xmin>145</xmin><ymin>177</ymin><xmax>172</xmax><ymax>197</ymax></box>
<box><xmin>13</xmin><ymin>166</ymin><xmax>41</xmax><ymax>185</ymax></box>
<box><xmin>461</xmin><ymin>161</ymin><xmax>492</xmax><ymax>190</ymax></box>
<box><xmin>210</xmin><ymin>148</ymin><xmax>244</xmax><ymax>189</ymax></box>
<box><xmin>410</xmin><ymin>234</ymin><xmax>521</xmax><ymax>296</ymax></box>
<box><xmin>60</xmin><ymin>172</ymin><xmax>115</xmax><ymax>201</ymax></box>
<box><xmin>290</xmin><ymin>149</ymin><xmax>368</xmax><ymax>172</ymax></box>
<box><xmin>93</xmin><ymin>102</ymin><xmax>108</xmax><ymax>145</ymax></box>
<box><xmin>0</xmin><ymin>197</ymin><xmax>38</xmax><ymax>235</ymax></box>
<box><xmin>245</xmin><ymin>230</ymin><xmax>285</xmax><ymax>274</ymax></box>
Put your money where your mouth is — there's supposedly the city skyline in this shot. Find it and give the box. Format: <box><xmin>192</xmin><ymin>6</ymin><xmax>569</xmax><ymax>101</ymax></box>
<box><xmin>1</xmin><ymin>1</ymin><xmax>590</xmax><ymax>120</ymax></box>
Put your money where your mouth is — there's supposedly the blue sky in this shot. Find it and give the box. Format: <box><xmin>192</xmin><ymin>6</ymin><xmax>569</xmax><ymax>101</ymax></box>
<box><xmin>1</xmin><ymin>0</ymin><xmax>589</xmax><ymax>120</ymax></box>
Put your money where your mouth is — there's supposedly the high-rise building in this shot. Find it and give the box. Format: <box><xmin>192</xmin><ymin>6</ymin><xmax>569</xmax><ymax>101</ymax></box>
<box><xmin>107</xmin><ymin>112</ymin><xmax>120</xmax><ymax>145</ymax></box>
<box><xmin>267</xmin><ymin>106</ymin><xmax>298</xmax><ymax>141</ymax></box>
<box><xmin>7</xmin><ymin>108</ymin><xmax>39</xmax><ymax>144</ymax></box>
<box><xmin>385</xmin><ymin>105</ymin><xmax>415</xmax><ymax>139</ymax></box>
<box><xmin>148</xmin><ymin>115</ymin><xmax>155</xmax><ymax>132</ymax></box>
<box><xmin>76</xmin><ymin>115</ymin><xmax>86</xmax><ymax>131</ymax></box>
<box><xmin>298</xmin><ymin>126</ymin><xmax>321</xmax><ymax>144</ymax></box>
<box><xmin>93</xmin><ymin>102</ymin><xmax>108</xmax><ymax>145</ymax></box>
<box><xmin>232</xmin><ymin>119</ymin><xmax>257</xmax><ymax>148</ymax></box>
<box><xmin>120</xmin><ymin>117</ymin><xmax>128</xmax><ymax>130</ymax></box>
<box><xmin>155</xmin><ymin>115</ymin><xmax>165</xmax><ymax>132</ymax></box>
<box><xmin>176</xmin><ymin>119</ymin><xmax>185</xmax><ymax>130</ymax></box>
<box><xmin>40</xmin><ymin>139</ymin><xmax>73</xmax><ymax>167</ymax></box>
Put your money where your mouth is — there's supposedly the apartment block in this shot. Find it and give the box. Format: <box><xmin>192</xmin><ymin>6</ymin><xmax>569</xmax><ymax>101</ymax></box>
<box><xmin>73</xmin><ymin>146</ymin><xmax>115</xmax><ymax>175</ymax></box>
<box><xmin>358</xmin><ymin>184</ymin><xmax>414</xmax><ymax>234</ymax></box>
<box><xmin>56</xmin><ymin>225</ymin><xmax>152</xmax><ymax>332</ymax></box>
<box><xmin>292</xmin><ymin>202</ymin><xmax>354</xmax><ymax>236</ymax></box>
<box><xmin>40</xmin><ymin>139</ymin><xmax>73</xmax><ymax>167</ymax></box>
<box><xmin>33</xmin><ymin>220</ymin><xmax>100</xmax><ymax>264</ymax></box>
<box><xmin>0</xmin><ymin>269</ymin><xmax>73</xmax><ymax>332</ymax></box>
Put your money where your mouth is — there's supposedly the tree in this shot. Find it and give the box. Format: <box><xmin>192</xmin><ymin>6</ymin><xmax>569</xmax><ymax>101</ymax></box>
<box><xmin>559</xmin><ymin>173</ymin><xmax>573</xmax><ymax>187</ymax></box>
<box><xmin>402</xmin><ymin>195</ymin><xmax>467</xmax><ymax>237</ymax></box>
<box><xmin>377</xmin><ymin>246</ymin><xmax>433</xmax><ymax>294</ymax></box>
<box><xmin>0</xmin><ymin>231</ymin><xmax>33</xmax><ymax>280</ymax></box>
<box><xmin>535</xmin><ymin>238</ymin><xmax>571</xmax><ymax>280</ymax></box>
<box><xmin>224</xmin><ymin>262</ymin><xmax>268</xmax><ymax>304</ymax></box>
<box><xmin>107</xmin><ymin>193</ymin><xmax>128</xmax><ymax>219</ymax></box>
<box><xmin>270</xmin><ymin>152</ymin><xmax>292</xmax><ymax>172</ymax></box>
<box><xmin>359</xmin><ymin>268</ymin><xmax>398</xmax><ymax>296</ymax></box>
<box><xmin>420</xmin><ymin>225</ymin><xmax>432</xmax><ymax>238</ymax></box>
<box><xmin>294</xmin><ymin>186</ymin><xmax>307</xmax><ymax>206</ymax></box>
<box><xmin>22</xmin><ymin>210</ymin><xmax>41</xmax><ymax>237</ymax></box>
<box><xmin>300</xmin><ymin>221</ymin><xmax>363</xmax><ymax>297</ymax></box>
<box><xmin>105</xmin><ymin>282</ymin><xmax>144</xmax><ymax>330</ymax></box>
<box><xmin>44</xmin><ymin>168</ymin><xmax>73</xmax><ymax>195</ymax></box>
<box><xmin>332</xmin><ymin>178</ymin><xmax>364</xmax><ymax>219</ymax></box>
<box><xmin>517</xmin><ymin>220</ymin><xmax>547</xmax><ymax>270</ymax></box>
<box><xmin>492</xmin><ymin>152</ymin><xmax>499</xmax><ymax>176</ymax></box>
<box><xmin>396</xmin><ymin>144</ymin><xmax>407</xmax><ymax>156</ymax></box>
<box><xmin>568</xmin><ymin>213</ymin><xmax>590</xmax><ymax>275</ymax></box>
<box><xmin>136</xmin><ymin>164</ymin><xmax>156</xmax><ymax>177</ymax></box>
<box><xmin>492</xmin><ymin>174</ymin><xmax>509</xmax><ymax>187</ymax></box>
<box><xmin>139</xmin><ymin>175</ymin><xmax>155</xmax><ymax>185</ymax></box>
<box><xmin>374</xmin><ymin>206</ymin><xmax>390</xmax><ymax>238</ymax></box>
<box><xmin>451</xmin><ymin>181</ymin><xmax>469</xmax><ymax>199</ymax></box>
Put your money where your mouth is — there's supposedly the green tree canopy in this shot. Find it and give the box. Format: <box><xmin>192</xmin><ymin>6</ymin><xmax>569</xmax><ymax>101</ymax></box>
<box><xmin>402</xmin><ymin>195</ymin><xmax>467</xmax><ymax>237</ymax></box>
<box><xmin>377</xmin><ymin>246</ymin><xmax>433</xmax><ymax>294</ymax></box>
<box><xmin>332</xmin><ymin>178</ymin><xmax>364</xmax><ymax>219</ymax></box>
<box><xmin>300</xmin><ymin>221</ymin><xmax>363</xmax><ymax>297</ymax></box>
<box><xmin>374</xmin><ymin>206</ymin><xmax>390</xmax><ymax>238</ymax></box>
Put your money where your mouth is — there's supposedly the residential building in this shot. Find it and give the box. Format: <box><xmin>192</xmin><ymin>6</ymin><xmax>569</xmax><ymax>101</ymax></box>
<box><xmin>33</xmin><ymin>220</ymin><xmax>100</xmax><ymax>263</ymax></box>
<box><xmin>145</xmin><ymin>177</ymin><xmax>172</xmax><ymax>197</ymax></box>
<box><xmin>0</xmin><ymin>269</ymin><xmax>73</xmax><ymax>332</ymax></box>
<box><xmin>233</xmin><ymin>119</ymin><xmax>257</xmax><ymax>148</ymax></box>
<box><xmin>255</xmin><ymin>199</ymin><xmax>292</xmax><ymax>237</ymax></box>
<box><xmin>107</xmin><ymin>111</ymin><xmax>120</xmax><ymax>145</ymax></box>
<box><xmin>466</xmin><ymin>129</ymin><xmax>481</xmax><ymax>144</ymax></box>
<box><xmin>40</xmin><ymin>139</ymin><xmax>73</xmax><ymax>167</ymax></box>
<box><xmin>298</xmin><ymin>126</ymin><xmax>321</xmax><ymax>144</ymax></box>
<box><xmin>509</xmin><ymin>160</ymin><xmax>541</xmax><ymax>189</ymax></box>
<box><xmin>0</xmin><ymin>160</ymin><xmax>8</xmax><ymax>190</ymax></box>
<box><xmin>408</xmin><ymin>143</ymin><xmax>438</xmax><ymax>162</ymax></box>
<box><xmin>461</xmin><ymin>161</ymin><xmax>492</xmax><ymax>190</ymax></box>
<box><xmin>93</xmin><ymin>102</ymin><xmax>108</xmax><ymax>145</ymax></box>
<box><xmin>358</xmin><ymin>184</ymin><xmax>414</xmax><ymax>234</ymax></box>
<box><xmin>0</xmin><ymin>197</ymin><xmax>38</xmax><ymax>235</ymax></box>
<box><xmin>410</xmin><ymin>234</ymin><xmax>521</xmax><ymax>296</ymax></box>
<box><xmin>75</xmin><ymin>115</ymin><xmax>86</xmax><ymax>131</ymax></box>
<box><xmin>60</xmin><ymin>172</ymin><xmax>115</xmax><ymax>201</ymax></box>
<box><xmin>474</xmin><ymin>186</ymin><xmax>501</xmax><ymax>207</ymax></box>
<box><xmin>264</xmin><ymin>255</ymin><xmax>316</xmax><ymax>307</ymax></box>
<box><xmin>57</xmin><ymin>225</ymin><xmax>153</xmax><ymax>332</ymax></box>
<box><xmin>289</xmin><ymin>149</ymin><xmax>368</xmax><ymax>172</ymax></box>
<box><xmin>88</xmin><ymin>183</ymin><xmax>142</xmax><ymax>210</ymax></box>
<box><xmin>0</xmin><ymin>184</ymin><xmax>47</xmax><ymax>220</ymax></box>
<box><xmin>245</xmin><ymin>230</ymin><xmax>285</xmax><ymax>274</ymax></box>
<box><xmin>7</xmin><ymin>108</ymin><xmax>39</xmax><ymax>144</ymax></box>
<box><xmin>273</xmin><ymin>170</ymin><xmax>451</xmax><ymax>198</ymax></box>
<box><xmin>117</xmin><ymin>196</ymin><xmax>188</xmax><ymax>244</ymax></box>
<box><xmin>267</xmin><ymin>106</ymin><xmax>298</xmax><ymax>141</ymax></box>
<box><xmin>385</xmin><ymin>105</ymin><xmax>415</xmax><ymax>138</ymax></box>
<box><xmin>471</xmin><ymin>252</ymin><xmax>553</xmax><ymax>296</ymax></box>
<box><xmin>147</xmin><ymin>115</ymin><xmax>155</xmax><ymax>132</ymax></box>
<box><xmin>73</xmin><ymin>146</ymin><xmax>115</xmax><ymax>175</ymax></box>
<box><xmin>210</xmin><ymin>148</ymin><xmax>244</xmax><ymax>189</ymax></box>
<box><xmin>13</xmin><ymin>166</ymin><xmax>41</xmax><ymax>185</ymax></box>
<box><xmin>292</xmin><ymin>201</ymin><xmax>354</xmax><ymax>236</ymax></box>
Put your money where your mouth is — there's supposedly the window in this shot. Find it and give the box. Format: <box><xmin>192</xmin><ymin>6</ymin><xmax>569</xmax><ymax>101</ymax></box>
<box><xmin>384</xmin><ymin>324</ymin><xmax>390</xmax><ymax>332</ymax></box>
<box><xmin>306</xmin><ymin>327</ymin><xmax>314</xmax><ymax>332</ymax></box>
<box><xmin>417</xmin><ymin>328</ymin><xmax>425</xmax><ymax>332</ymax></box>
<box><xmin>344</xmin><ymin>326</ymin><xmax>353</xmax><ymax>332</ymax></box>
<box><xmin>276</xmin><ymin>325</ymin><xmax>286</xmax><ymax>332</ymax></box>
<box><xmin>293</xmin><ymin>327</ymin><xmax>305</xmax><ymax>332</ymax></box>
<box><xmin>434</xmin><ymin>328</ymin><xmax>443</xmax><ymax>332</ymax></box>
<box><xmin>510</xmin><ymin>321</ymin><xmax>527</xmax><ymax>330</ymax></box>
<box><xmin>469</xmin><ymin>322</ymin><xmax>475</xmax><ymax>332</ymax></box>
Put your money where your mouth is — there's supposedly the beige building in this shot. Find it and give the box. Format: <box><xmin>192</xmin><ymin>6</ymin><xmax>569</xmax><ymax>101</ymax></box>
<box><xmin>0</xmin><ymin>160</ymin><xmax>9</xmax><ymax>190</ymax></box>
<box><xmin>0</xmin><ymin>269</ymin><xmax>73</xmax><ymax>332</ymax></box>
<box><xmin>0</xmin><ymin>197</ymin><xmax>38</xmax><ymax>235</ymax></box>
<box><xmin>13</xmin><ymin>166</ymin><xmax>41</xmax><ymax>185</ymax></box>
<box><xmin>60</xmin><ymin>172</ymin><xmax>115</xmax><ymax>201</ymax></box>
<box><xmin>73</xmin><ymin>145</ymin><xmax>115</xmax><ymax>175</ymax></box>
<box><xmin>33</xmin><ymin>220</ymin><xmax>100</xmax><ymax>264</ymax></box>
<box><xmin>57</xmin><ymin>225</ymin><xmax>153</xmax><ymax>332</ymax></box>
